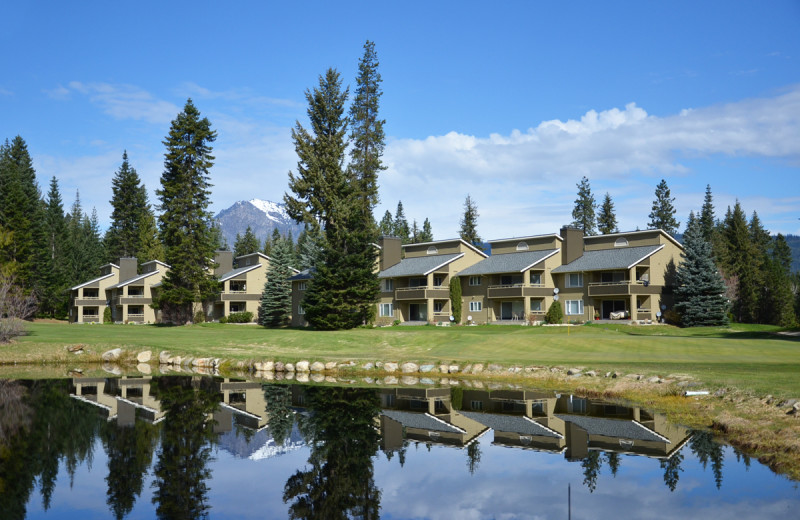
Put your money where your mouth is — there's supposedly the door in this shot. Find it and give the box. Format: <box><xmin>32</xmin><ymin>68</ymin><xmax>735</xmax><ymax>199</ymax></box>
<box><xmin>601</xmin><ymin>300</ymin><xmax>627</xmax><ymax>319</ymax></box>
<box><xmin>409</xmin><ymin>303</ymin><xmax>427</xmax><ymax>321</ymax></box>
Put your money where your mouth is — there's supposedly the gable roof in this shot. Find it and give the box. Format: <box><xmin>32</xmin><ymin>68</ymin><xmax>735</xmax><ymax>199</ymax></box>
<box><xmin>458</xmin><ymin>249</ymin><xmax>559</xmax><ymax>276</ymax></box>
<box><xmin>555</xmin><ymin>414</ymin><xmax>670</xmax><ymax>443</ymax></box>
<box><xmin>289</xmin><ymin>268</ymin><xmax>314</xmax><ymax>281</ymax></box>
<box><xmin>378</xmin><ymin>253</ymin><xmax>463</xmax><ymax>278</ymax></box>
<box><xmin>218</xmin><ymin>264</ymin><xmax>262</xmax><ymax>282</ymax></box>
<box><xmin>70</xmin><ymin>272</ymin><xmax>116</xmax><ymax>291</ymax></box>
<box><xmin>488</xmin><ymin>233</ymin><xmax>563</xmax><ymax>245</ymax></box>
<box><xmin>551</xmin><ymin>245</ymin><xmax>663</xmax><ymax>273</ymax></box>
<box><xmin>584</xmin><ymin>228</ymin><xmax>683</xmax><ymax>249</ymax></box>
<box><xmin>381</xmin><ymin>410</ymin><xmax>465</xmax><ymax>434</ymax></box>
<box><xmin>402</xmin><ymin>238</ymin><xmax>488</xmax><ymax>258</ymax></box>
<box><xmin>107</xmin><ymin>270</ymin><xmax>161</xmax><ymax>289</ymax></box>
<box><xmin>459</xmin><ymin>411</ymin><xmax>563</xmax><ymax>438</ymax></box>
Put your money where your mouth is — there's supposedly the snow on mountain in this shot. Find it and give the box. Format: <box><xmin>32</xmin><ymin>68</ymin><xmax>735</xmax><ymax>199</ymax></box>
<box><xmin>214</xmin><ymin>199</ymin><xmax>304</xmax><ymax>249</ymax></box>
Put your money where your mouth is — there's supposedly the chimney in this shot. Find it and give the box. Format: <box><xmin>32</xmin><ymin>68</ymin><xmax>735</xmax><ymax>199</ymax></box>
<box><xmin>560</xmin><ymin>226</ymin><xmax>584</xmax><ymax>265</ymax></box>
<box><xmin>214</xmin><ymin>251</ymin><xmax>233</xmax><ymax>276</ymax></box>
<box><xmin>378</xmin><ymin>236</ymin><xmax>402</xmax><ymax>271</ymax></box>
<box><xmin>118</xmin><ymin>257</ymin><xmax>138</xmax><ymax>281</ymax></box>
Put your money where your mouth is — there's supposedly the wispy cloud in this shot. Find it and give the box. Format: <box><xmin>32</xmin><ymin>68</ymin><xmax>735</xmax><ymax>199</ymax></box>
<box><xmin>64</xmin><ymin>81</ymin><xmax>180</xmax><ymax>125</ymax></box>
<box><xmin>0</xmin><ymin>87</ymin><xmax>12</xmax><ymax>97</ymax></box>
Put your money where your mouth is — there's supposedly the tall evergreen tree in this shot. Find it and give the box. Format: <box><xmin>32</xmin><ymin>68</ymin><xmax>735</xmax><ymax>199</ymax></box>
<box><xmin>105</xmin><ymin>151</ymin><xmax>151</xmax><ymax>262</ymax></box>
<box><xmin>41</xmin><ymin>177</ymin><xmax>69</xmax><ymax>317</ymax></box>
<box><xmin>449</xmin><ymin>276</ymin><xmax>462</xmax><ymax>324</ymax></box>
<box><xmin>63</xmin><ymin>192</ymin><xmax>104</xmax><ymax>290</ymax></box>
<box><xmin>136</xmin><ymin>212</ymin><xmax>165</xmax><ymax>262</ymax></box>
<box><xmin>410</xmin><ymin>220</ymin><xmax>420</xmax><ymax>243</ymax></box>
<box><xmin>763</xmin><ymin>234</ymin><xmax>796</xmax><ymax>326</ymax></box>
<box><xmin>571</xmin><ymin>176</ymin><xmax>596</xmax><ymax>235</ymax></box>
<box><xmin>296</xmin><ymin>225</ymin><xmax>324</xmax><ymax>271</ymax></box>
<box><xmin>378</xmin><ymin>210</ymin><xmax>394</xmax><ymax>236</ymax></box>
<box><xmin>699</xmin><ymin>184</ymin><xmax>715</xmax><ymax>243</ymax></box>
<box><xmin>648</xmin><ymin>179</ymin><xmax>679</xmax><ymax>235</ymax></box>
<box><xmin>155</xmin><ymin>99</ymin><xmax>219</xmax><ymax>323</ymax></box>
<box><xmin>233</xmin><ymin>226</ymin><xmax>260</xmax><ymax>259</ymax></box>
<box><xmin>459</xmin><ymin>194</ymin><xmax>481</xmax><ymax>245</ymax></box>
<box><xmin>674</xmin><ymin>212</ymin><xmax>729</xmax><ymax>326</ymax></box>
<box><xmin>258</xmin><ymin>237</ymin><xmax>294</xmax><ymax>327</ymax></box>
<box><xmin>597</xmin><ymin>192</ymin><xmax>618</xmax><ymax>235</ymax></box>
<box><xmin>722</xmin><ymin>202</ymin><xmax>758</xmax><ymax>322</ymax></box>
<box><xmin>419</xmin><ymin>218</ymin><xmax>434</xmax><ymax>243</ymax></box>
<box><xmin>393</xmin><ymin>201</ymin><xmax>410</xmax><ymax>243</ymax></box>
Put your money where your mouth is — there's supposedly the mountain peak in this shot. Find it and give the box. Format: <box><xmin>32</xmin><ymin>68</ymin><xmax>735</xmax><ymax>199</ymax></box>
<box><xmin>215</xmin><ymin>199</ymin><xmax>303</xmax><ymax>248</ymax></box>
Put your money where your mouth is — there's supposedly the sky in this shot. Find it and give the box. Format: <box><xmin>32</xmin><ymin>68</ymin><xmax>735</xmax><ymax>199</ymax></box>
<box><xmin>1</xmin><ymin>1</ymin><xmax>799</xmax><ymax>241</ymax></box>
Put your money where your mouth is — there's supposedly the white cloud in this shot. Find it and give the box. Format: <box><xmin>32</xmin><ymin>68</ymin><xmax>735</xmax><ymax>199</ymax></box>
<box><xmin>65</xmin><ymin>81</ymin><xmax>180</xmax><ymax>125</ymax></box>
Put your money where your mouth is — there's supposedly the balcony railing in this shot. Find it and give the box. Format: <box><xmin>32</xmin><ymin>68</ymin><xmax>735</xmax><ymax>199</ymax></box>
<box><xmin>395</xmin><ymin>286</ymin><xmax>449</xmax><ymax>300</ymax></box>
<box><xmin>487</xmin><ymin>283</ymin><xmax>550</xmax><ymax>299</ymax></box>
<box><xmin>587</xmin><ymin>281</ymin><xmax>658</xmax><ymax>297</ymax></box>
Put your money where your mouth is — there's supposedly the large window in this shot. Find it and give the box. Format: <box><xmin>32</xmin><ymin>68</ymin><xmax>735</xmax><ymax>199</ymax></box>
<box><xmin>530</xmin><ymin>272</ymin><xmax>542</xmax><ymax>285</ymax></box>
<box><xmin>433</xmin><ymin>276</ymin><xmax>444</xmax><ymax>287</ymax></box>
<box><xmin>531</xmin><ymin>299</ymin><xmax>543</xmax><ymax>312</ymax></box>
<box><xmin>433</xmin><ymin>301</ymin><xmax>445</xmax><ymax>313</ymax></box>
<box><xmin>379</xmin><ymin>303</ymin><xmax>393</xmax><ymax>317</ymax></box>
<box><xmin>469</xmin><ymin>301</ymin><xmax>482</xmax><ymax>312</ymax></box>
<box><xmin>469</xmin><ymin>276</ymin><xmax>481</xmax><ymax>286</ymax></box>
<box><xmin>298</xmin><ymin>281</ymin><xmax>307</xmax><ymax>291</ymax></box>
<box><xmin>230</xmin><ymin>302</ymin><xmax>245</xmax><ymax>313</ymax></box>
<box><xmin>383</xmin><ymin>279</ymin><xmax>394</xmax><ymax>292</ymax></box>
<box><xmin>566</xmin><ymin>273</ymin><xmax>583</xmax><ymax>288</ymax></box>
<box><xmin>565</xmin><ymin>300</ymin><xmax>584</xmax><ymax>315</ymax></box>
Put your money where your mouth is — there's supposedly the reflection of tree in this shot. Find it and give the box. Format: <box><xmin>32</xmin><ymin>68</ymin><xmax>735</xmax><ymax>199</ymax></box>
<box><xmin>605</xmin><ymin>452</ymin><xmax>621</xmax><ymax>477</ymax></box>
<box><xmin>733</xmin><ymin>446</ymin><xmax>751</xmax><ymax>469</ymax></box>
<box><xmin>690</xmin><ymin>430</ymin><xmax>725</xmax><ymax>489</ymax></box>
<box><xmin>581</xmin><ymin>451</ymin><xmax>602</xmax><ymax>493</ymax></box>
<box><xmin>100</xmin><ymin>418</ymin><xmax>160</xmax><ymax>520</ymax></box>
<box><xmin>151</xmin><ymin>377</ymin><xmax>219</xmax><ymax>520</ymax></box>
<box><xmin>660</xmin><ymin>452</ymin><xmax>684</xmax><ymax>492</ymax></box>
<box><xmin>283</xmin><ymin>387</ymin><xmax>381</xmax><ymax>519</ymax></box>
<box><xmin>0</xmin><ymin>380</ymin><xmax>100</xmax><ymax>518</ymax></box>
<box><xmin>466</xmin><ymin>441</ymin><xmax>481</xmax><ymax>475</ymax></box>
<box><xmin>264</xmin><ymin>383</ymin><xmax>294</xmax><ymax>445</ymax></box>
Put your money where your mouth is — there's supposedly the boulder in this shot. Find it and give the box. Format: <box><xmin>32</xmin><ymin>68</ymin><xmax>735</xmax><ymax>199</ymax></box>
<box><xmin>325</xmin><ymin>361</ymin><xmax>338</xmax><ymax>370</ymax></box>
<box><xmin>363</xmin><ymin>362</ymin><xmax>375</xmax><ymax>370</ymax></box>
<box><xmin>419</xmin><ymin>364</ymin><xmax>435</xmax><ymax>373</ymax></box>
<box><xmin>647</xmin><ymin>376</ymin><xmax>662</xmax><ymax>384</ymax></box>
<box><xmin>567</xmin><ymin>368</ymin><xmax>582</xmax><ymax>376</ymax></box>
<box><xmin>585</xmin><ymin>370</ymin><xmax>597</xmax><ymax>377</ymax></box>
<box><xmin>274</xmin><ymin>361</ymin><xmax>285</xmax><ymax>372</ymax></box>
<box><xmin>401</xmin><ymin>376</ymin><xmax>419</xmax><ymax>385</ymax></box>
<box><xmin>310</xmin><ymin>361</ymin><xmax>325</xmax><ymax>372</ymax></box>
<box><xmin>487</xmin><ymin>364</ymin><xmax>503</xmax><ymax>372</ymax></box>
<box><xmin>137</xmin><ymin>351</ymin><xmax>152</xmax><ymax>363</ymax></box>
<box><xmin>384</xmin><ymin>376</ymin><xmax>398</xmax><ymax>385</ymax></box>
<box><xmin>137</xmin><ymin>363</ymin><xmax>151</xmax><ymax>374</ymax></box>
<box><xmin>384</xmin><ymin>362</ymin><xmax>398</xmax><ymax>373</ymax></box>
<box><xmin>284</xmin><ymin>363</ymin><xmax>295</xmax><ymax>373</ymax></box>
<box><xmin>439</xmin><ymin>364</ymin><xmax>450</xmax><ymax>373</ymax></box>
<box><xmin>471</xmin><ymin>363</ymin><xmax>484</xmax><ymax>374</ymax></box>
<box><xmin>296</xmin><ymin>361</ymin><xmax>310</xmax><ymax>372</ymax></box>
<box><xmin>67</xmin><ymin>344</ymin><xmax>84</xmax><ymax>353</ymax></box>
<box><xmin>400</xmin><ymin>362</ymin><xmax>419</xmax><ymax>373</ymax></box>
<box><xmin>102</xmin><ymin>348</ymin><xmax>123</xmax><ymax>362</ymax></box>
<box><xmin>462</xmin><ymin>364</ymin><xmax>473</xmax><ymax>373</ymax></box>
<box><xmin>448</xmin><ymin>365</ymin><xmax>460</xmax><ymax>374</ymax></box>
<box><xmin>296</xmin><ymin>373</ymin><xmax>309</xmax><ymax>383</ymax></box>
<box><xmin>159</xmin><ymin>351</ymin><xmax>171</xmax><ymax>364</ymax></box>
<box><xmin>102</xmin><ymin>363</ymin><xmax>122</xmax><ymax>375</ymax></box>
<box><xmin>310</xmin><ymin>374</ymin><xmax>324</xmax><ymax>383</ymax></box>
<box><xmin>420</xmin><ymin>378</ymin><xmax>435</xmax><ymax>385</ymax></box>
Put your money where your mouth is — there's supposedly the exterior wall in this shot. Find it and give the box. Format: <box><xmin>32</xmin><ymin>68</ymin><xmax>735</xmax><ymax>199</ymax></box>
<box><xmin>70</xmin><ymin>265</ymin><xmax>120</xmax><ymax>323</ymax></box>
<box><xmin>490</xmin><ymin>235</ymin><xmax>561</xmax><ymax>255</ymax></box>
<box><xmin>584</xmin><ymin>230</ymin><xmax>664</xmax><ymax>251</ymax></box>
<box><xmin>216</xmin><ymin>253</ymin><xmax>271</xmax><ymax>322</ymax></box>
<box><xmin>107</xmin><ymin>266</ymin><xmax>169</xmax><ymax>324</ymax></box>
<box><xmin>291</xmin><ymin>279</ymin><xmax>309</xmax><ymax>327</ymax></box>
<box><xmin>403</xmin><ymin>239</ymin><xmax>477</xmax><ymax>258</ymax></box>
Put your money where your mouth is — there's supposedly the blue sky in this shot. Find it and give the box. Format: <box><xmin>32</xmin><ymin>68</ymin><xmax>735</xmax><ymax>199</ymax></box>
<box><xmin>1</xmin><ymin>1</ymin><xmax>799</xmax><ymax>240</ymax></box>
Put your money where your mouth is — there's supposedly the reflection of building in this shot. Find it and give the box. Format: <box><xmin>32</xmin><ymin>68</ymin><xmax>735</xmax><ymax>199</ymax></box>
<box><xmin>71</xmin><ymin>376</ymin><xmax>165</xmax><ymax>426</ymax></box>
<box><xmin>215</xmin><ymin>379</ymin><xmax>269</xmax><ymax>432</ymax></box>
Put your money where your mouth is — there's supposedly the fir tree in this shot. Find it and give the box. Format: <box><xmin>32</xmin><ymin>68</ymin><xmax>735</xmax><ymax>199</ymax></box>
<box><xmin>571</xmin><ymin>176</ymin><xmax>596</xmax><ymax>235</ymax></box>
<box><xmin>699</xmin><ymin>184</ymin><xmax>715</xmax><ymax>243</ymax></box>
<box><xmin>459</xmin><ymin>194</ymin><xmax>481</xmax><ymax>245</ymax></box>
<box><xmin>378</xmin><ymin>210</ymin><xmax>394</xmax><ymax>236</ymax></box>
<box><xmin>721</xmin><ymin>202</ymin><xmax>758</xmax><ymax>322</ymax></box>
<box><xmin>648</xmin><ymin>179</ymin><xmax>679</xmax><ymax>235</ymax></box>
<box><xmin>393</xmin><ymin>201</ymin><xmax>410</xmax><ymax>243</ymax></box>
<box><xmin>233</xmin><ymin>226</ymin><xmax>260</xmax><ymax>259</ymax></box>
<box><xmin>104</xmin><ymin>151</ymin><xmax>151</xmax><ymax>261</ymax></box>
<box><xmin>136</xmin><ymin>212</ymin><xmax>165</xmax><ymax>262</ymax></box>
<box><xmin>258</xmin><ymin>237</ymin><xmax>294</xmax><ymax>327</ymax></box>
<box><xmin>597</xmin><ymin>192</ymin><xmax>618</xmax><ymax>235</ymax></box>
<box><xmin>419</xmin><ymin>218</ymin><xmax>434</xmax><ymax>243</ymax></box>
<box><xmin>763</xmin><ymin>234</ymin><xmax>796</xmax><ymax>326</ymax></box>
<box><xmin>63</xmin><ymin>192</ymin><xmax>104</xmax><ymax>289</ymax></box>
<box><xmin>40</xmin><ymin>177</ymin><xmax>69</xmax><ymax>317</ymax></box>
<box><xmin>674</xmin><ymin>212</ymin><xmax>729</xmax><ymax>326</ymax></box>
<box><xmin>410</xmin><ymin>220</ymin><xmax>420</xmax><ymax>243</ymax></box>
<box><xmin>296</xmin><ymin>225</ymin><xmax>324</xmax><ymax>271</ymax></box>
<box><xmin>155</xmin><ymin>99</ymin><xmax>219</xmax><ymax>323</ymax></box>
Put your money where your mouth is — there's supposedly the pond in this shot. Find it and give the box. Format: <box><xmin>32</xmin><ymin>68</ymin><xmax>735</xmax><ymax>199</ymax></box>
<box><xmin>0</xmin><ymin>376</ymin><xmax>797</xmax><ymax>519</ymax></box>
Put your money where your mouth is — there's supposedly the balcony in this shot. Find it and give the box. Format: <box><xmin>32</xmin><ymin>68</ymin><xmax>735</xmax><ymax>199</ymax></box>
<box><xmin>74</xmin><ymin>297</ymin><xmax>102</xmax><ymax>306</ymax></box>
<box><xmin>219</xmin><ymin>292</ymin><xmax>260</xmax><ymax>301</ymax></box>
<box><xmin>120</xmin><ymin>296</ymin><xmax>152</xmax><ymax>305</ymax></box>
<box><xmin>588</xmin><ymin>281</ymin><xmax>660</xmax><ymax>297</ymax></box>
<box><xmin>487</xmin><ymin>284</ymin><xmax>550</xmax><ymax>299</ymax></box>
<box><xmin>395</xmin><ymin>286</ymin><xmax>450</xmax><ymax>301</ymax></box>
<box><xmin>126</xmin><ymin>314</ymin><xmax>145</xmax><ymax>323</ymax></box>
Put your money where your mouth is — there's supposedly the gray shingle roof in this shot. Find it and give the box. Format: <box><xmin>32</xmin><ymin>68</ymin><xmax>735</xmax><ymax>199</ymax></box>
<box><xmin>555</xmin><ymin>414</ymin><xmax>669</xmax><ymax>443</ymax></box>
<box><xmin>378</xmin><ymin>253</ymin><xmax>463</xmax><ymax>278</ymax></box>
<box><xmin>551</xmin><ymin>245</ymin><xmax>663</xmax><ymax>273</ymax></box>
<box><xmin>107</xmin><ymin>270</ymin><xmax>160</xmax><ymax>289</ymax></box>
<box><xmin>381</xmin><ymin>410</ymin><xmax>465</xmax><ymax>433</ymax></box>
<box><xmin>458</xmin><ymin>249</ymin><xmax>559</xmax><ymax>276</ymax></box>
<box><xmin>459</xmin><ymin>411</ymin><xmax>563</xmax><ymax>438</ymax></box>
<box><xmin>70</xmin><ymin>272</ymin><xmax>116</xmax><ymax>291</ymax></box>
<box><xmin>218</xmin><ymin>264</ymin><xmax>261</xmax><ymax>282</ymax></box>
<box><xmin>289</xmin><ymin>268</ymin><xmax>314</xmax><ymax>281</ymax></box>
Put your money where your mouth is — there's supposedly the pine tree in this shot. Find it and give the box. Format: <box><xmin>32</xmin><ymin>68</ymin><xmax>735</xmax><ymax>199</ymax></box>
<box><xmin>105</xmin><ymin>151</ymin><xmax>150</xmax><ymax>261</ymax></box>
<box><xmin>674</xmin><ymin>212</ymin><xmax>729</xmax><ymax>326</ymax></box>
<box><xmin>699</xmin><ymin>184</ymin><xmax>715</xmax><ymax>243</ymax></box>
<box><xmin>571</xmin><ymin>176</ymin><xmax>596</xmax><ymax>235</ymax></box>
<box><xmin>722</xmin><ymin>202</ymin><xmax>758</xmax><ymax>322</ymax></box>
<box><xmin>296</xmin><ymin>225</ymin><xmax>324</xmax><ymax>271</ymax></box>
<box><xmin>648</xmin><ymin>179</ymin><xmax>679</xmax><ymax>235</ymax></box>
<box><xmin>40</xmin><ymin>177</ymin><xmax>69</xmax><ymax>317</ymax></box>
<box><xmin>136</xmin><ymin>212</ymin><xmax>165</xmax><ymax>262</ymax></box>
<box><xmin>378</xmin><ymin>210</ymin><xmax>394</xmax><ymax>236</ymax></box>
<box><xmin>258</xmin><ymin>237</ymin><xmax>293</xmax><ymax>327</ymax></box>
<box><xmin>763</xmin><ymin>234</ymin><xmax>796</xmax><ymax>327</ymax></box>
<box><xmin>419</xmin><ymin>218</ymin><xmax>434</xmax><ymax>243</ymax></box>
<box><xmin>393</xmin><ymin>201</ymin><xmax>410</xmax><ymax>243</ymax></box>
<box><xmin>597</xmin><ymin>192</ymin><xmax>618</xmax><ymax>235</ymax></box>
<box><xmin>233</xmin><ymin>226</ymin><xmax>260</xmax><ymax>259</ymax></box>
<box><xmin>155</xmin><ymin>99</ymin><xmax>219</xmax><ymax>323</ymax></box>
<box><xmin>410</xmin><ymin>220</ymin><xmax>420</xmax><ymax>243</ymax></box>
<box><xmin>64</xmin><ymin>192</ymin><xmax>105</xmax><ymax>289</ymax></box>
<box><xmin>459</xmin><ymin>194</ymin><xmax>481</xmax><ymax>245</ymax></box>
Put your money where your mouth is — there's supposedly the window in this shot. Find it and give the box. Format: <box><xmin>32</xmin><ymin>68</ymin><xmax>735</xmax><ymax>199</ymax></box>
<box><xmin>298</xmin><ymin>281</ymin><xmax>307</xmax><ymax>291</ymax></box>
<box><xmin>565</xmin><ymin>300</ymin><xmax>584</xmax><ymax>315</ymax></box>
<box><xmin>566</xmin><ymin>273</ymin><xmax>583</xmax><ymax>288</ymax></box>
<box><xmin>433</xmin><ymin>276</ymin><xmax>444</xmax><ymax>286</ymax></box>
<box><xmin>516</xmin><ymin>242</ymin><xmax>529</xmax><ymax>251</ymax></box>
<box><xmin>568</xmin><ymin>396</ymin><xmax>587</xmax><ymax>414</ymax></box>
<box><xmin>469</xmin><ymin>301</ymin><xmax>482</xmax><ymax>312</ymax></box>
<box><xmin>614</xmin><ymin>237</ymin><xmax>629</xmax><ymax>247</ymax></box>
<box><xmin>530</xmin><ymin>272</ymin><xmax>542</xmax><ymax>285</ymax></box>
<box><xmin>470</xmin><ymin>400</ymin><xmax>484</xmax><ymax>411</ymax></box>
<box><xmin>383</xmin><ymin>279</ymin><xmax>394</xmax><ymax>291</ymax></box>
<box><xmin>426</xmin><ymin>246</ymin><xmax>438</xmax><ymax>255</ymax></box>
<box><xmin>433</xmin><ymin>301</ymin><xmax>444</xmax><ymax>313</ymax></box>
<box><xmin>530</xmin><ymin>299</ymin><xmax>543</xmax><ymax>312</ymax></box>
<box><xmin>298</xmin><ymin>304</ymin><xmax>305</xmax><ymax>315</ymax></box>
<box><xmin>230</xmin><ymin>302</ymin><xmax>245</xmax><ymax>313</ymax></box>
<box><xmin>469</xmin><ymin>276</ymin><xmax>481</xmax><ymax>286</ymax></box>
<box><xmin>379</xmin><ymin>303</ymin><xmax>393</xmax><ymax>317</ymax></box>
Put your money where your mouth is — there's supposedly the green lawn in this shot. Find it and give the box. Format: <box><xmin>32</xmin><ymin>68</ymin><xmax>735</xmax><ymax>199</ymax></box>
<box><xmin>5</xmin><ymin>321</ymin><xmax>799</xmax><ymax>397</ymax></box>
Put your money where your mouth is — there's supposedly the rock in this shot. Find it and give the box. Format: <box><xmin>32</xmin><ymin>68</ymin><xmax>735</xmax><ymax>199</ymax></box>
<box><xmin>310</xmin><ymin>361</ymin><xmax>325</xmax><ymax>372</ymax></box>
<box><xmin>102</xmin><ymin>362</ymin><xmax>122</xmax><ymax>375</ymax></box>
<box><xmin>567</xmin><ymin>368</ymin><xmax>582</xmax><ymax>376</ymax></box>
<box><xmin>375</xmin><ymin>361</ymin><xmax>384</xmax><ymax>368</ymax></box>
<box><xmin>384</xmin><ymin>376</ymin><xmax>398</xmax><ymax>385</ymax></box>
<box><xmin>285</xmin><ymin>372</ymin><xmax>295</xmax><ymax>380</ymax></box>
<box><xmin>261</xmin><ymin>361</ymin><xmax>276</xmax><ymax>372</ymax></box>
<box><xmin>70</xmin><ymin>368</ymin><xmax>83</xmax><ymax>375</ymax></box>
<box><xmin>647</xmin><ymin>376</ymin><xmax>661</xmax><ymax>384</ymax></box>
<box><xmin>363</xmin><ymin>362</ymin><xmax>374</xmax><ymax>370</ymax></box>
<box><xmin>487</xmin><ymin>364</ymin><xmax>503</xmax><ymax>372</ymax></box>
<box><xmin>448</xmin><ymin>365</ymin><xmax>460</xmax><ymax>374</ymax></box>
<box><xmin>778</xmin><ymin>398</ymin><xmax>798</xmax><ymax>408</ymax></box>
<box><xmin>419</xmin><ymin>364</ymin><xmax>435</xmax><ymax>373</ymax></box>
<box><xmin>67</xmin><ymin>344</ymin><xmax>84</xmax><ymax>353</ymax></box>
<box><xmin>193</xmin><ymin>357</ymin><xmax>210</xmax><ymax>367</ymax></box>
<box><xmin>275</xmin><ymin>361</ymin><xmax>285</xmax><ymax>372</ymax></box>
<box><xmin>337</xmin><ymin>361</ymin><xmax>355</xmax><ymax>368</ymax></box>
<box><xmin>472</xmin><ymin>381</ymin><xmax>484</xmax><ymax>389</ymax></box>
<box><xmin>604</xmin><ymin>372</ymin><xmax>611</xmax><ymax>378</ymax></box>
<box><xmin>401</xmin><ymin>376</ymin><xmax>419</xmax><ymax>385</ymax></box>
<box><xmin>102</xmin><ymin>348</ymin><xmax>123</xmax><ymax>362</ymax></box>
<box><xmin>325</xmin><ymin>376</ymin><xmax>337</xmax><ymax>383</ymax></box>
<box><xmin>363</xmin><ymin>377</ymin><xmax>374</xmax><ymax>384</ymax></box>
<box><xmin>585</xmin><ymin>370</ymin><xmax>597</xmax><ymax>377</ymax></box>
<box><xmin>137</xmin><ymin>351</ymin><xmax>152</xmax><ymax>363</ymax></box>
<box><xmin>73</xmin><ymin>350</ymin><xmax>84</xmax><ymax>355</ymax></box>
<box><xmin>401</xmin><ymin>362</ymin><xmax>419</xmax><ymax>373</ymax></box>
<box><xmin>625</xmin><ymin>373</ymin><xmax>641</xmax><ymax>380</ymax></box>
<box><xmin>462</xmin><ymin>364</ymin><xmax>473</xmax><ymax>373</ymax></box>
<box><xmin>471</xmin><ymin>363</ymin><xmax>484</xmax><ymax>374</ymax></box>
<box><xmin>509</xmin><ymin>366</ymin><xmax>522</xmax><ymax>374</ymax></box>
<box><xmin>137</xmin><ymin>363</ymin><xmax>151</xmax><ymax>374</ymax></box>
<box><xmin>325</xmin><ymin>361</ymin><xmax>338</xmax><ymax>370</ymax></box>
<box><xmin>296</xmin><ymin>361</ymin><xmax>310</xmax><ymax>372</ymax></box>
<box><xmin>285</xmin><ymin>363</ymin><xmax>295</xmax><ymax>373</ymax></box>
<box><xmin>171</xmin><ymin>356</ymin><xmax>182</xmax><ymax>366</ymax></box>
<box><xmin>762</xmin><ymin>394</ymin><xmax>774</xmax><ymax>405</ymax></box>
<box><xmin>384</xmin><ymin>362</ymin><xmax>398</xmax><ymax>373</ymax></box>
<box><xmin>714</xmin><ymin>388</ymin><xmax>727</xmax><ymax>397</ymax></box>
<box><xmin>420</xmin><ymin>378</ymin><xmax>435</xmax><ymax>385</ymax></box>
<box><xmin>296</xmin><ymin>373</ymin><xmax>309</xmax><ymax>383</ymax></box>
<box><xmin>439</xmin><ymin>364</ymin><xmax>450</xmax><ymax>373</ymax></box>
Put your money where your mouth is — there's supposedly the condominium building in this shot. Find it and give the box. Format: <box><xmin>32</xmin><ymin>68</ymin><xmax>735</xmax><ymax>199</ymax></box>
<box><xmin>106</xmin><ymin>258</ymin><xmax>170</xmax><ymax>323</ymax></box>
<box><xmin>69</xmin><ymin>262</ymin><xmax>121</xmax><ymax>323</ymax></box>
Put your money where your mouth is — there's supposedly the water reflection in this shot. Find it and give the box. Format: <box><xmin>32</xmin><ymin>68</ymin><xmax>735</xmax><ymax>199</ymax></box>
<box><xmin>0</xmin><ymin>376</ymin><xmax>795</xmax><ymax>519</ymax></box>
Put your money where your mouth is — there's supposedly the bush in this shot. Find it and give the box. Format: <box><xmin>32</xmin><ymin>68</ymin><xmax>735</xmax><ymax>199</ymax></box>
<box><xmin>193</xmin><ymin>310</ymin><xmax>205</xmax><ymax>323</ymax></box>
<box><xmin>545</xmin><ymin>301</ymin><xmax>563</xmax><ymax>324</ymax></box>
<box><xmin>227</xmin><ymin>311</ymin><xmax>254</xmax><ymax>323</ymax></box>
<box><xmin>103</xmin><ymin>307</ymin><xmax>112</xmax><ymax>324</ymax></box>
<box><xmin>219</xmin><ymin>316</ymin><xmax>228</xmax><ymax>324</ymax></box>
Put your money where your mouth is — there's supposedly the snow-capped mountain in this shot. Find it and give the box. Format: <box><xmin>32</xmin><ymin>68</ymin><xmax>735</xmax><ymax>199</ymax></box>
<box><xmin>215</xmin><ymin>199</ymin><xmax>305</xmax><ymax>249</ymax></box>
<box><xmin>216</xmin><ymin>424</ymin><xmax>306</xmax><ymax>460</ymax></box>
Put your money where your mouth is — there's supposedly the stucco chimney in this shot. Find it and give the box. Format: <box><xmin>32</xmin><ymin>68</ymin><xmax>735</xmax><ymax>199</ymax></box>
<box><xmin>560</xmin><ymin>226</ymin><xmax>584</xmax><ymax>265</ymax></box>
<box><xmin>214</xmin><ymin>251</ymin><xmax>233</xmax><ymax>276</ymax></box>
<box><xmin>118</xmin><ymin>257</ymin><xmax>138</xmax><ymax>282</ymax></box>
<box><xmin>378</xmin><ymin>236</ymin><xmax>402</xmax><ymax>271</ymax></box>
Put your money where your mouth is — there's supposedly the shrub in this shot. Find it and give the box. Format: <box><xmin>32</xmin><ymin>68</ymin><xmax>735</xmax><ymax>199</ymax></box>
<box><xmin>545</xmin><ymin>301</ymin><xmax>563</xmax><ymax>324</ymax></box>
<box><xmin>103</xmin><ymin>307</ymin><xmax>112</xmax><ymax>324</ymax></box>
<box><xmin>227</xmin><ymin>311</ymin><xmax>254</xmax><ymax>323</ymax></box>
<box><xmin>449</xmin><ymin>277</ymin><xmax>462</xmax><ymax>323</ymax></box>
<box><xmin>219</xmin><ymin>316</ymin><xmax>228</xmax><ymax>324</ymax></box>
<box><xmin>193</xmin><ymin>310</ymin><xmax>205</xmax><ymax>323</ymax></box>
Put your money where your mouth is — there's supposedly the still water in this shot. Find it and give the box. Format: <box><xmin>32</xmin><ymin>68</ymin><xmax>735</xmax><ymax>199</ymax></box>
<box><xmin>0</xmin><ymin>376</ymin><xmax>797</xmax><ymax>519</ymax></box>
